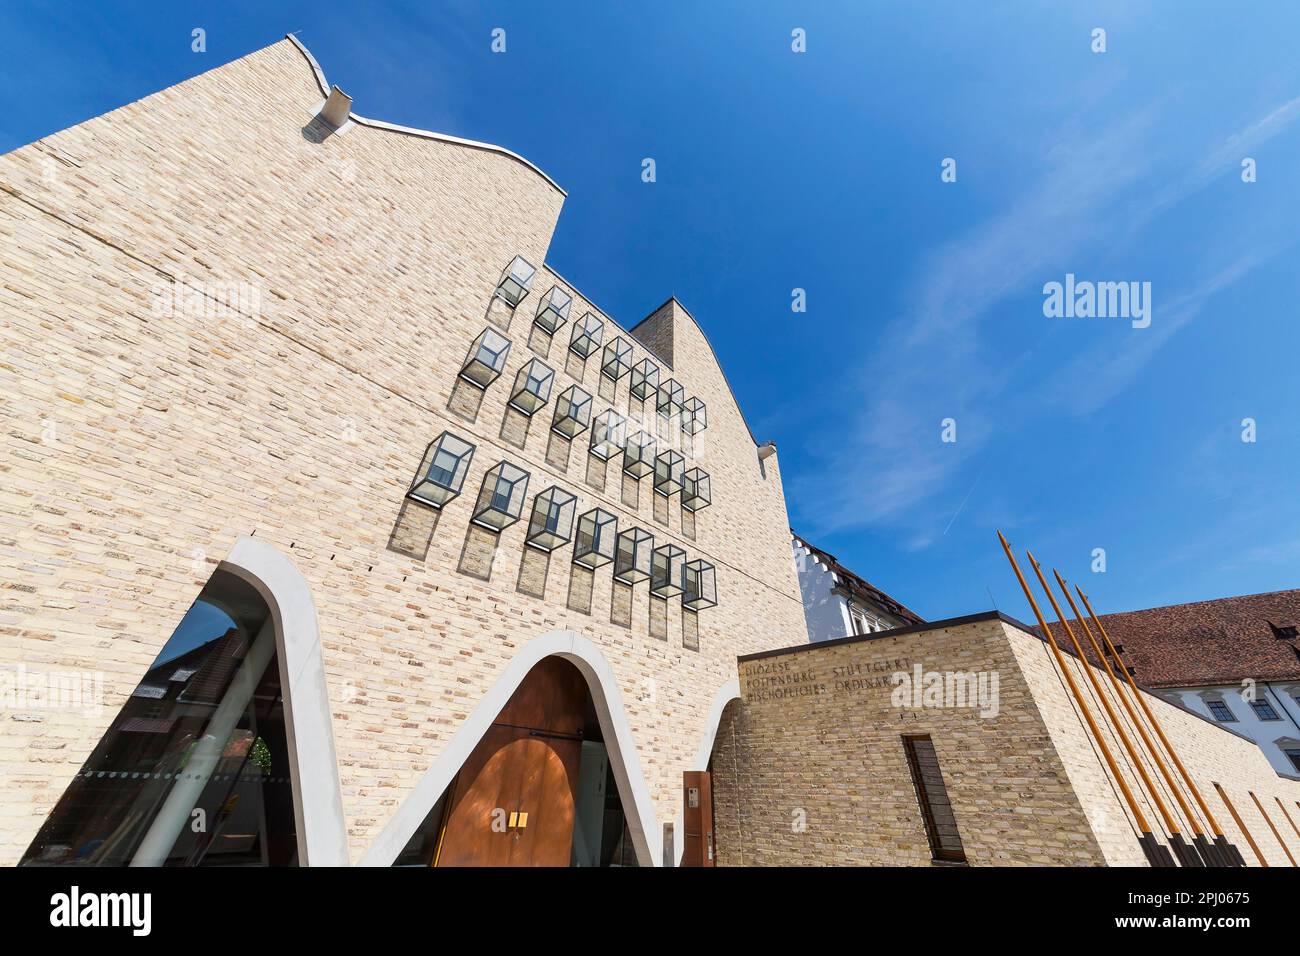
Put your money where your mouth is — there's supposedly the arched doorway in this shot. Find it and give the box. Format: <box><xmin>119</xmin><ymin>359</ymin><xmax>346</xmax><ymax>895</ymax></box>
<box><xmin>394</xmin><ymin>656</ymin><xmax>640</xmax><ymax>867</ymax></box>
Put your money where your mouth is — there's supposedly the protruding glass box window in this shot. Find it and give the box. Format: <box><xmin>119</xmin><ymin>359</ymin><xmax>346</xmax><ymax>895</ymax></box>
<box><xmin>657</xmin><ymin>378</ymin><xmax>684</xmax><ymax>419</ymax></box>
<box><xmin>653</xmin><ymin>450</ymin><xmax>684</xmax><ymax>496</ymax></box>
<box><xmin>569</xmin><ymin>312</ymin><xmax>604</xmax><ymax>358</ymax></box>
<box><xmin>623</xmin><ymin>430</ymin><xmax>655</xmax><ymax>478</ymax></box>
<box><xmin>526</xmin><ymin>486</ymin><xmax>578</xmax><ymax>552</ymax></box>
<box><xmin>651</xmin><ymin>544</ymin><xmax>686</xmax><ymax>597</ymax></box>
<box><xmin>614</xmin><ymin>527</ymin><xmax>654</xmax><ymax>584</ymax></box>
<box><xmin>683</xmin><ymin>560</ymin><xmax>718</xmax><ymax>609</ymax></box>
<box><xmin>590</xmin><ymin>409</ymin><xmax>627</xmax><ymax>460</ymax></box>
<box><xmin>460</xmin><ymin>327</ymin><xmax>512</xmax><ymax>389</ymax></box>
<box><xmin>682</xmin><ymin>397</ymin><xmax>708</xmax><ymax>434</ymax></box>
<box><xmin>472</xmin><ymin>461</ymin><xmax>530</xmax><ymax>531</ymax></box>
<box><xmin>682</xmin><ymin>467</ymin><xmax>711</xmax><ymax>511</ymax></box>
<box><xmin>495</xmin><ymin>255</ymin><xmax>536</xmax><ymax>308</ymax></box>
<box><xmin>534</xmin><ymin>285</ymin><xmax>572</xmax><ymax>334</ymax></box>
<box><xmin>407</xmin><ymin>432</ymin><xmax>476</xmax><ymax>508</ymax></box>
<box><xmin>573</xmin><ymin>508</ymin><xmax>618</xmax><ymax>569</ymax></box>
<box><xmin>508</xmin><ymin>358</ymin><xmax>554</xmax><ymax>416</ymax></box>
<box><xmin>601</xmin><ymin>337</ymin><xmax>633</xmax><ymax>381</ymax></box>
<box><xmin>630</xmin><ymin>358</ymin><xmax>659</xmax><ymax>401</ymax></box>
<box><xmin>552</xmin><ymin>385</ymin><xmax>593</xmax><ymax>438</ymax></box>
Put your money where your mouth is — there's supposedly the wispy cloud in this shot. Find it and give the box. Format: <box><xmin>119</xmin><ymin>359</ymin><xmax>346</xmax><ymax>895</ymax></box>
<box><xmin>793</xmin><ymin>92</ymin><xmax>1300</xmax><ymax>543</ymax></box>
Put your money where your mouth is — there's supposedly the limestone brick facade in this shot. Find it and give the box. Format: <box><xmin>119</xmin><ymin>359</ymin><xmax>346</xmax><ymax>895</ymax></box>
<box><xmin>0</xmin><ymin>38</ymin><xmax>808</xmax><ymax>865</ymax></box>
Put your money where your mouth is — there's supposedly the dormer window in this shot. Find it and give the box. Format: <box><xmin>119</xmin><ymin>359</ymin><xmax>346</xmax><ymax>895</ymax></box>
<box><xmin>590</xmin><ymin>409</ymin><xmax>627</xmax><ymax>460</ymax></box>
<box><xmin>533</xmin><ymin>285</ymin><xmax>572</xmax><ymax>334</ymax></box>
<box><xmin>407</xmin><ymin>432</ymin><xmax>475</xmax><ymax>508</ymax></box>
<box><xmin>682</xmin><ymin>468</ymin><xmax>711</xmax><ymax>511</ymax></box>
<box><xmin>651</xmin><ymin>544</ymin><xmax>686</xmax><ymax>597</ymax></box>
<box><xmin>573</xmin><ymin>508</ymin><xmax>618</xmax><ymax>568</ymax></box>
<box><xmin>551</xmin><ymin>385</ymin><xmax>593</xmax><ymax>437</ymax></box>
<box><xmin>525</xmin><ymin>486</ymin><xmax>577</xmax><ymax>552</ymax></box>
<box><xmin>653</xmin><ymin>450</ymin><xmax>684</xmax><ymax>496</ymax></box>
<box><xmin>614</xmin><ymin>527</ymin><xmax>654</xmax><ymax>584</ymax></box>
<box><xmin>459</xmin><ymin>328</ymin><xmax>512</xmax><ymax>388</ymax></box>
<box><xmin>601</xmin><ymin>337</ymin><xmax>633</xmax><ymax>381</ymax></box>
<box><xmin>681</xmin><ymin>397</ymin><xmax>707</xmax><ymax>434</ymax></box>
<box><xmin>683</xmin><ymin>560</ymin><xmax>717</xmax><ymax>610</ymax></box>
<box><xmin>508</xmin><ymin>358</ymin><xmax>554</xmax><ymax>416</ymax></box>
<box><xmin>569</xmin><ymin>312</ymin><xmax>604</xmax><ymax>358</ymax></box>
<box><xmin>656</xmin><ymin>378</ymin><xmax>684</xmax><ymax>419</ymax></box>
<box><xmin>630</xmin><ymin>359</ymin><xmax>659</xmax><ymax>401</ymax></box>
<box><xmin>495</xmin><ymin>255</ymin><xmax>535</xmax><ymax>308</ymax></box>
<box><xmin>472</xmin><ymin>461</ymin><xmax>530</xmax><ymax>531</ymax></box>
<box><xmin>623</xmin><ymin>430</ymin><xmax>655</xmax><ymax>478</ymax></box>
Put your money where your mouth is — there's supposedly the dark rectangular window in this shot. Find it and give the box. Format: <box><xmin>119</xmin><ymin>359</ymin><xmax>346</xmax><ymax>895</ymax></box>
<box><xmin>1249</xmin><ymin>698</ymin><xmax>1281</xmax><ymax>721</ymax></box>
<box><xmin>902</xmin><ymin>734</ymin><xmax>967</xmax><ymax>863</ymax></box>
<box><xmin>1284</xmin><ymin>749</ymin><xmax>1300</xmax><ymax>774</ymax></box>
<box><xmin>1207</xmin><ymin>699</ymin><xmax>1236</xmax><ymax>722</ymax></box>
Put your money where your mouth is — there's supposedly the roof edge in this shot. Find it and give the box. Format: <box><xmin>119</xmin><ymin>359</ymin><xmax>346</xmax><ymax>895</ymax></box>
<box><xmin>285</xmin><ymin>33</ymin><xmax>566</xmax><ymax>197</ymax></box>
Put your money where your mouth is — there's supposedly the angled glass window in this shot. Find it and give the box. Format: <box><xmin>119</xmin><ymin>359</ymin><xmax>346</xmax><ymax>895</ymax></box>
<box><xmin>623</xmin><ymin>430</ymin><xmax>656</xmax><ymax>478</ymax></box>
<box><xmin>407</xmin><ymin>432</ymin><xmax>475</xmax><ymax>508</ymax></box>
<box><xmin>683</xmin><ymin>560</ymin><xmax>718</xmax><ymax>610</ymax></box>
<box><xmin>472</xmin><ymin>461</ymin><xmax>530</xmax><ymax>531</ymax></box>
<box><xmin>460</xmin><ymin>327</ymin><xmax>512</xmax><ymax>389</ymax></box>
<box><xmin>20</xmin><ymin>569</ymin><xmax>300</xmax><ymax>866</ymax></box>
<box><xmin>682</xmin><ymin>467</ymin><xmax>711</xmax><ymax>512</ymax></box>
<box><xmin>526</xmin><ymin>486</ymin><xmax>578</xmax><ymax>552</ymax></box>
<box><xmin>653</xmin><ymin>449</ymin><xmax>685</xmax><ymax>496</ymax></box>
<box><xmin>569</xmin><ymin>312</ymin><xmax>604</xmax><ymax>358</ymax></box>
<box><xmin>573</xmin><ymin>508</ymin><xmax>618</xmax><ymax>568</ymax></box>
<box><xmin>614</xmin><ymin>527</ymin><xmax>654</xmax><ymax>584</ymax></box>
<box><xmin>533</xmin><ymin>285</ymin><xmax>572</xmax><ymax>335</ymax></box>
<box><xmin>657</xmin><ymin>378</ymin><xmax>684</xmax><ymax>419</ymax></box>
<box><xmin>601</xmin><ymin>337</ymin><xmax>633</xmax><ymax>381</ymax></box>
<box><xmin>630</xmin><ymin>358</ymin><xmax>659</xmax><ymax>402</ymax></box>
<box><xmin>590</xmin><ymin>409</ymin><xmax>627</xmax><ymax>461</ymax></box>
<box><xmin>495</xmin><ymin>255</ymin><xmax>536</xmax><ymax>308</ymax></box>
<box><xmin>551</xmin><ymin>385</ymin><xmax>593</xmax><ymax>438</ymax></box>
<box><xmin>508</xmin><ymin>358</ymin><xmax>555</xmax><ymax>416</ymax></box>
<box><xmin>681</xmin><ymin>397</ymin><xmax>708</xmax><ymax>434</ymax></box>
<box><xmin>651</xmin><ymin>544</ymin><xmax>686</xmax><ymax>597</ymax></box>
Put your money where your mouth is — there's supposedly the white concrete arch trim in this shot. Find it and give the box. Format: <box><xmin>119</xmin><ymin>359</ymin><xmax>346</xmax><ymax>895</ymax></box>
<box><xmin>360</xmin><ymin>631</ymin><xmax>667</xmax><ymax>866</ymax></box>
<box><xmin>359</xmin><ymin>630</ymin><xmax>744</xmax><ymax>868</ymax></box>
<box><xmin>221</xmin><ymin>535</ymin><xmax>349</xmax><ymax>866</ymax></box>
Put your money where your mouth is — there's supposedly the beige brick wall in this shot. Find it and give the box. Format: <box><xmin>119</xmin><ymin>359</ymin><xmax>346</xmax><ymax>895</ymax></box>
<box><xmin>0</xmin><ymin>39</ymin><xmax>808</xmax><ymax>864</ymax></box>
<box><xmin>714</xmin><ymin>616</ymin><xmax>1300</xmax><ymax>866</ymax></box>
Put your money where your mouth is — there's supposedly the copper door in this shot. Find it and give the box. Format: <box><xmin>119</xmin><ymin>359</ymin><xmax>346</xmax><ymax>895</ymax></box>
<box><xmin>681</xmin><ymin>770</ymin><xmax>714</xmax><ymax>867</ymax></box>
<box><xmin>434</xmin><ymin>658</ymin><xmax>587</xmax><ymax>866</ymax></box>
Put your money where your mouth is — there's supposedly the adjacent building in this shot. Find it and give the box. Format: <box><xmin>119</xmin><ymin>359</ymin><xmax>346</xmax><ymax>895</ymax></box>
<box><xmin>792</xmin><ymin>533</ymin><xmax>923</xmax><ymax>641</ymax></box>
<box><xmin>1055</xmin><ymin>590</ymin><xmax>1300</xmax><ymax>777</ymax></box>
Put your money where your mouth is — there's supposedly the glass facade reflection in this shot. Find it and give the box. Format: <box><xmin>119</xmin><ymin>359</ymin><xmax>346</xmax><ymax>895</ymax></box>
<box><xmin>21</xmin><ymin>570</ymin><xmax>299</xmax><ymax>866</ymax></box>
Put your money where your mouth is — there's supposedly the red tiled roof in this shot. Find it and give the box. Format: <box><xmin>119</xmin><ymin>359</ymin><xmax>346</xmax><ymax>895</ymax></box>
<box><xmin>792</xmin><ymin>532</ymin><xmax>925</xmax><ymax>626</ymax></box>
<box><xmin>1042</xmin><ymin>589</ymin><xmax>1300</xmax><ymax>688</ymax></box>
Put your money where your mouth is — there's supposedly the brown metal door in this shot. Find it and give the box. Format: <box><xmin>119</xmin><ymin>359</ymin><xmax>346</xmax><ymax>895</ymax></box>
<box><xmin>434</xmin><ymin>658</ymin><xmax>587</xmax><ymax>866</ymax></box>
<box><xmin>681</xmin><ymin>770</ymin><xmax>714</xmax><ymax>867</ymax></box>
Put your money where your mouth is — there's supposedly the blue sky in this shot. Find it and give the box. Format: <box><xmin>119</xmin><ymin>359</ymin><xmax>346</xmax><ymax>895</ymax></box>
<box><xmin>3</xmin><ymin>2</ymin><xmax>1297</xmax><ymax>624</ymax></box>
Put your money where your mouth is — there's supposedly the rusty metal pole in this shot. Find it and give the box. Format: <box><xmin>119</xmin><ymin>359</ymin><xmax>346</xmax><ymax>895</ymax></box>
<box><xmin>996</xmin><ymin>533</ymin><xmax>1172</xmax><ymax>866</ymax></box>
<box><xmin>1076</xmin><ymin>586</ymin><xmax>1245</xmax><ymax>867</ymax></box>
<box><xmin>1054</xmin><ymin>570</ymin><xmax>1208</xmax><ymax>866</ymax></box>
